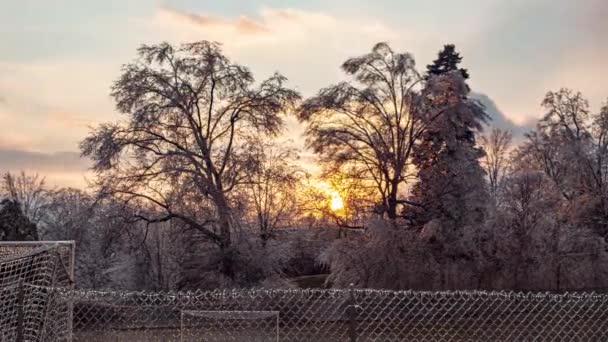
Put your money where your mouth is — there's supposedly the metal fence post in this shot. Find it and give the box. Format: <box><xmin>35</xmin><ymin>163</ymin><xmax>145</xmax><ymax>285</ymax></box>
<box><xmin>348</xmin><ymin>283</ymin><xmax>358</xmax><ymax>342</ymax></box>
<box><xmin>16</xmin><ymin>280</ymin><xmax>25</xmax><ymax>342</ymax></box>
<box><xmin>68</xmin><ymin>241</ymin><xmax>75</xmax><ymax>342</ymax></box>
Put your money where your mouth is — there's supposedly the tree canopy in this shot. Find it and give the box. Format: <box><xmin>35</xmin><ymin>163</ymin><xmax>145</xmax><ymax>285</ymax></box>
<box><xmin>81</xmin><ymin>41</ymin><xmax>300</xmax><ymax>279</ymax></box>
<box><xmin>426</xmin><ymin>44</ymin><xmax>469</xmax><ymax>80</ymax></box>
<box><xmin>298</xmin><ymin>42</ymin><xmax>427</xmax><ymax>219</ymax></box>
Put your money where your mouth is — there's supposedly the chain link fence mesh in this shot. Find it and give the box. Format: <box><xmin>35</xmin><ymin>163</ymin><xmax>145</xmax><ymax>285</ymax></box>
<box><xmin>180</xmin><ymin>310</ymin><xmax>279</xmax><ymax>342</ymax></box>
<box><xmin>41</xmin><ymin>287</ymin><xmax>608</xmax><ymax>341</ymax></box>
<box><xmin>3</xmin><ymin>242</ymin><xmax>608</xmax><ymax>341</ymax></box>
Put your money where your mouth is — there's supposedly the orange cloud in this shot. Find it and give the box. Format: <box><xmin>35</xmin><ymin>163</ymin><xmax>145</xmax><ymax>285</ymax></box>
<box><xmin>159</xmin><ymin>6</ymin><xmax>271</xmax><ymax>35</ymax></box>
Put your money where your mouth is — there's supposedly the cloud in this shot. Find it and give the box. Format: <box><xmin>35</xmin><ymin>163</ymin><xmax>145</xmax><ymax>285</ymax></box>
<box><xmin>159</xmin><ymin>6</ymin><xmax>270</xmax><ymax>35</ymax></box>
<box><xmin>540</xmin><ymin>46</ymin><xmax>608</xmax><ymax>111</ymax></box>
<box><xmin>0</xmin><ymin>59</ymin><xmax>120</xmax><ymax>152</ymax></box>
<box><xmin>575</xmin><ymin>0</ymin><xmax>608</xmax><ymax>44</ymax></box>
<box><xmin>462</xmin><ymin>0</ymin><xmax>608</xmax><ymax>125</ymax></box>
<box><xmin>472</xmin><ymin>92</ymin><xmax>535</xmax><ymax>138</ymax></box>
<box><xmin>0</xmin><ymin>148</ymin><xmax>92</xmax><ymax>188</ymax></box>
<box><xmin>150</xmin><ymin>6</ymin><xmax>420</xmax><ymax>97</ymax></box>
<box><xmin>0</xmin><ymin>148</ymin><xmax>89</xmax><ymax>173</ymax></box>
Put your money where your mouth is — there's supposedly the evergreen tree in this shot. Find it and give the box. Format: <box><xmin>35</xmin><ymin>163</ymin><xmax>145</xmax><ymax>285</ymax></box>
<box><xmin>408</xmin><ymin>45</ymin><xmax>489</xmax><ymax>231</ymax></box>
<box><xmin>0</xmin><ymin>199</ymin><xmax>39</xmax><ymax>241</ymax></box>
<box><xmin>426</xmin><ymin>44</ymin><xmax>469</xmax><ymax>80</ymax></box>
<box><xmin>400</xmin><ymin>46</ymin><xmax>490</xmax><ymax>288</ymax></box>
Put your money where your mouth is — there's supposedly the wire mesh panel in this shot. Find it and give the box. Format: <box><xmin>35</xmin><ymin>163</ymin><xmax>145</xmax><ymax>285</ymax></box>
<box><xmin>353</xmin><ymin>290</ymin><xmax>608</xmax><ymax>341</ymax></box>
<box><xmin>0</xmin><ymin>283</ymin><xmax>21</xmax><ymax>341</ymax></box>
<box><xmin>54</xmin><ymin>288</ymin><xmax>608</xmax><ymax>342</ymax></box>
<box><xmin>0</xmin><ymin>246</ymin><xmax>57</xmax><ymax>341</ymax></box>
<box><xmin>55</xmin><ymin>289</ymin><xmax>351</xmax><ymax>341</ymax></box>
<box><xmin>180</xmin><ymin>310</ymin><xmax>279</xmax><ymax>342</ymax></box>
<box><xmin>0</xmin><ymin>241</ymin><xmax>75</xmax><ymax>342</ymax></box>
<box><xmin>0</xmin><ymin>241</ymin><xmax>75</xmax><ymax>288</ymax></box>
<box><xmin>3</xmin><ymin>243</ymin><xmax>608</xmax><ymax>341</ymax></box>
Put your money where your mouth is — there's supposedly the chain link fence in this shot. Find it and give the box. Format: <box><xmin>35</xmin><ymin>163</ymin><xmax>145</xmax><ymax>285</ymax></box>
<box><xmin>3</xmin><ymin>242</ymin><xmax>608</xmax><ymax>341</ymax></box>
<box><xmin>40</xmin><ymin>286</ymin><xmax>608</xmax><ymax>341</ymax></box>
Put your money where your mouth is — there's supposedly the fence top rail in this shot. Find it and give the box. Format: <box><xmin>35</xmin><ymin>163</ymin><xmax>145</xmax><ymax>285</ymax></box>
<box><xmin>45</xmin><ymin>286</ymin><xmax>608</xmax><ymax>302</ymax></box>
<box><xmin>0</xmin><ymin>240</ymin><xmax>75</xmax><ymax>246</ymax></box>
<box><xmin>0</xmin><ymin>244</ymin><xmax>63</xmax><ymax>263</ymax></box>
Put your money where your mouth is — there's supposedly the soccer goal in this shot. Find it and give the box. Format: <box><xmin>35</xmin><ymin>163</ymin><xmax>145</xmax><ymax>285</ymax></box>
<box><xmin>0</xmin><ymin>241</ymin><xmax>75</xmax><ymax>342</ymax></box>
<box><xmin>180</xmin><ymin>310</ymin><xmax>280</xmax><ymax>342</ymax></box>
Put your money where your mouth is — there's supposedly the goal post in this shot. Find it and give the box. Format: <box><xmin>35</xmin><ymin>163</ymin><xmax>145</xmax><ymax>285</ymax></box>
<box><xmin>0</xmin><ymin>241</ymin><xmax>75</xmax><ymax>287</ymax></box>
<box><xmin>0</xmin><ymin>241</ymin><xmax>75</xmax><ymax>342</ymax></box>
<box><xmin>180</xmin><ymin>310</ymin><xmax>280</xmax><ymax>342</ymax></box>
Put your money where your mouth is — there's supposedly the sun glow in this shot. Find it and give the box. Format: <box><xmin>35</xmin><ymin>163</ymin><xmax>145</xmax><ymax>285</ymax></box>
<box><xmin>304</xmin><ymin>179</ymin><xmax>345</xmax><ymax>214</ymax></box>
<box><xmin>330</xmin><ymin>191</ymin><xmax>344</xmax><ymax>212</ymax></box>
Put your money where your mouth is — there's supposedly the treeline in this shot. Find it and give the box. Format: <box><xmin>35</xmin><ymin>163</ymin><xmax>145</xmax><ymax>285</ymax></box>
<box><xmin>0</xmin><ymin>170</ymin><xmax>339</xmax><ymax>290</ymax></box>
<box><xmin>1</xmin><ymin>41</ymin><xmax>607</xmax><ymax>292</ymax></box>
<box><xmin>317</xmin><ymin>44</ymin><xmax>608</xmax><ymax>291</ymax></box>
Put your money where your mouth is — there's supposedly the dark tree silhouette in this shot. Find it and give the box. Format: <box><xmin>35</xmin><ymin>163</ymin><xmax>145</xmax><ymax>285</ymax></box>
<box><xmin>81</xmin><ymin>41</ymin><xmax>300</xmax><ymax>280</ymax></box>
<box><xmin>480</xmin><ymin>128</ymin><xmax>513</xmax><ymax>201</ymax></box>
<box><xmin>0</xmin><ymin>199</ymin><xmax>38</xmax><ymax>241</ymax></box>
<box><xmin>426</xmin><ymin>44</ymin><xmax>469</xmax><ymax>80</ymax></box>
<box><xmin>298</xmin><ymin>43</ymin><xmax>435</xmax><ymax>220</ymax></box>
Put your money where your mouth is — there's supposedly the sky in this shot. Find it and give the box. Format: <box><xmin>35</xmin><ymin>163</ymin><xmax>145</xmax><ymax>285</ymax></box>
<box><xmin>0</xmin><ymin>0</ymin><xmax>607</xmax><ymax>187</ymax></box>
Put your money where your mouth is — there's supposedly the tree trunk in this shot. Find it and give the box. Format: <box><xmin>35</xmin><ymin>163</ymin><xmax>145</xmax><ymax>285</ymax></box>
<box><xmin>155</xmin><ymin>232</ymin><xmax>163</xmax><ymax>289</ymax></box>
<box><xmin>386</xmin><ymin>185</ymin><xmax>399</xmax><ymax>220</ymax></box>
<box><xmin>212</xmin><ymin>191</ymin><xmax>235</xmax><ymax>280</ymax></box>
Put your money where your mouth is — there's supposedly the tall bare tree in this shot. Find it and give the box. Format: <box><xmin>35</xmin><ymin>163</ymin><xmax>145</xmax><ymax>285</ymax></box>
<box><xmin>1</xmin><ymin>171</ymin><xmax>48</xmax><ymax>224</ymax></box>
<box><xmin>480</xmin><ymin>128</ymin><xmax>513</xmax><ymax>201</ymax></box>
<box><xmin>517</xmin><ymin>89</ymin><xmax>595</xmax><ymax>200</ymax></box>
<box><xmin>517</xmin><ymin>90</ymin><xmax>608</xmax><ymax>237</ymax></box>
<box><xmin>496</xmin><ymin>170</ymin><xmax>561</xmax><ymax>290</ymax></box>
<box><xmin>241</xmin><ymin>141</ymin><xmax>302</xmax><ymax>243</ymax></box>
<box><xmin>298</xmin><ymin>42</ymin><xmax>438</xmax><ymax>220</ymax></box>
<box><xmin>81</xmin><ymin>41</ymin><xmax>300</xmax><ymax>279</ymax></box>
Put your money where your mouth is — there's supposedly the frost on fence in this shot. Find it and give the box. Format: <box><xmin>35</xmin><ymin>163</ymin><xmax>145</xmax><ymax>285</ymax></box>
<box><xmin>0</xmin><ymin>241</ymin><xmax>74</xmax><ymax>342</ymax></box>
<box><xmin>56</xmin><ymin>287</ymin><xmax>608</xmax><ymax>342</ymax></box>
<box><xmin>57</xmin><ymin>288</ymin><xmax>351</xmax><ymax>341</ymax></box>
<box><xmin>3</xmin><ymin>242</ymin><xmax>608</xmax><ymax>341</ymax></box>
<box><xmin>0</xmin><ymin>241</ymin><xmax>74</xmax><ymax>289</ymax></box>
<box><xmin>180</xmin><ymin>310</ymin><xmax>279</xmax><ymax>342</ymax></box>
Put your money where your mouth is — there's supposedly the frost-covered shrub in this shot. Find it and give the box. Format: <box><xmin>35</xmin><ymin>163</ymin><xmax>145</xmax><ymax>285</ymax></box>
<box><xmin>179</xmin><ymin>228</ymin><xmax>293</xmax><ymax>289</ymax></box>
<box><xmin>320</xmin><ymin>217</ymin><xmax>489</xmax><ymax>290</ymax></box>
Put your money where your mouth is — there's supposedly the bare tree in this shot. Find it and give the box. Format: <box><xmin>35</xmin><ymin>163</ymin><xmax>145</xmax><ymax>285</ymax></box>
<box><xmin>503</xmin><ymin>90</ymin><xmax>608</xmax><ymax>289</ymax></box>
<box><xmin>297</xmin><ymin>42</ymin><xmax>437</xmax><ymax>220</ymax></box>
<box><xmin>81</xmin><ymin>41</ymin><xmax>300</xmax><ymax>279</ymax></box>
<box><xmin>241</xmin><ymin>141</ymin><xmax>303</xmax><ymax>243</ymax></box>
<box><xmin>496</xmin><ymin>170</ymin><xmax>561</xmax><ymax>290</ymax></box>
<box><xmin>480</xmin><ymin>128</ymin><xmax>513</xmax><ymax>201</ymax></box>
<box><xmin>517</xmin><ymin>89</ymin><xmax>597</xmax><ymax>200</ymax></box>
<box><xmin>515</xmin><ymin>91</ymin><xmax>608</xmax><ymax>235</ymax></box>
<box><xmin>40</xmin><ymin>188</ymin><xmax>93</xmax><ymax>242</ymax></box>
<box><xmin>1</xmin><ymin>171</ymin><xmax>48</xmax><ymax>225</ymax></box>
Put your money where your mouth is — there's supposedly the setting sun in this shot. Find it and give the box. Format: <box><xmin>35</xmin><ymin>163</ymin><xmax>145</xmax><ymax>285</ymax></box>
<box><xmin>330</xmin><ymin>191</ymin><xmax>344</xmax><ymax>212</ymax></box>
<box><xmin>303</xmin><ymin>179</ymin><xmax>346</xmax><ymax>214</ymax></box>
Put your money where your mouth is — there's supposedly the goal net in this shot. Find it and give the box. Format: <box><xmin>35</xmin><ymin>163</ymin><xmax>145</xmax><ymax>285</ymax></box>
<box><xmin>180</xmin><ymin>310</ymin><xmax>280</xmax><ymax>342</ymax></box>
<box><xmin>0</xmin><ymin>241</ymin><xmax>75</xmax><ymax>341</ymax></box>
